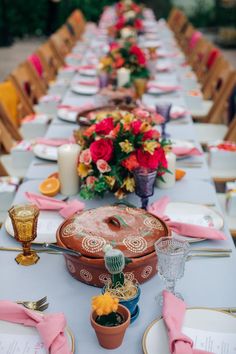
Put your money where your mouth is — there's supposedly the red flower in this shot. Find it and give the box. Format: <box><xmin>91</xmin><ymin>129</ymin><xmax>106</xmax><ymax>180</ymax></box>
<box><xmin>134</xmin><ymin>18</ymin><xmax>143</xmax><ymax>30</ymax></box>
<box><xmin>95</xmin><ymin>117</ymin><xmax>114</xmax><ymax>135</ymax></box>
<box><xmin>142</xmin><ymin>130</ymin><xmax>160</xmax><ymax>141</ymax></box>
<box><xmin>136</xmin><ymin>147</ymin><xmax>167</xmax><ymax>169</ymax></box>
<box><xmin>90</xmin><ymin>139</ymin><xmax>114</xmax><ymax>163</ymax></box>
<box><xmin>129</xmin><ymin>45</ymin><xmax>146</xmax><ymax>65</ymax></box>
<box><xmin>115</xmin><ymin>57</ymin><xmax>125</xmax><ymax>68</ymax></box>
<box><xmin>121</xmin><ymin>153</ymin><xmax>139</xmax><ymax>171</ymax></box>
<box><xmin>131</xmin><ymin>120</ymin><xmax>142</xmax><ymax>135</ymax></box>
<box><xmin>110</xmin><ymin>42</ymin><xmax>120</xmax><ymax>51</ymax></box>
<box><xmin>115</xmin><ymin>16</ymin><xmax>125</xmax><ymax>30</ymax></box>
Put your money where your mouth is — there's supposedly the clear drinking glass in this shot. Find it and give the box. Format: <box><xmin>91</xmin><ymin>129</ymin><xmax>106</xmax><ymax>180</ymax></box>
<box><xmin>155</xmin><ymin>237</ymin><xmax>189</xmax><ymax>304</ymax></box>
<box><xmin>8</xmin><ymin>204</ymin><xmax>40</xmax><ymax>266</ymax></box>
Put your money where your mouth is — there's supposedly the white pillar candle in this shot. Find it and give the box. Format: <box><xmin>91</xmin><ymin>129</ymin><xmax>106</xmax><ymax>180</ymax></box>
<box><xmin>117</xmin><ymin>68</ymin><xmax>130</xmax><ymax>88</ymax></box>
<box><xmin>58</xmin><ymin>144</ymin><xmax>80</xmax><ymax>196</ymax></box>
<box><xmin>156</xmin><ymin>151</ymin><xmax>176</xmax><ymax>189</ymax></box>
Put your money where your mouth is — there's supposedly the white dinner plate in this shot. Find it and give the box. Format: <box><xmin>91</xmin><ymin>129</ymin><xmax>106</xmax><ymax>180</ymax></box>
<box><xmin>165</xmin><ymin>202</ymin><xmax>224</xmax><ymax>242</ymax></box>
<box><xmin>71</xmin><ymin>84</ymin><xmax>98</xmax><ymax>96</ymax></box>
<box><xmin>33</xmin><ymin>144</ymin><xmax>58</xmax><ymax>161</ymax></box>
<box><xmin>0</xmin><ymin>317</ymin><xmax>74</xmax><ymax>353</ymax></box>
<box><xmin>5</xmin><ymin>211</ymin><xmax>63</xmax><ymax>244</ymax></box>
<box><xmin>143</xmin><ymin>308</ymin><xmax>236</xmax><ymax>354</ymax></box>
<box><xmin>170</xmin><ymin>105</ymin><xmax>187</xmax><ymax>119</ymax></box>
<box><xmin>171</xmin><ymin>139</ymin><xmax>195</xmax><ymax>160</ymax></box>
<box><xmin>57</xmin><ymin>108</ymin><xmax>78</xmax><ymax>123</ymax></box>
<box><xmin>79</xmin><ymin>68</ymin><xmax>97</xmax><ymax>77</ymax></box>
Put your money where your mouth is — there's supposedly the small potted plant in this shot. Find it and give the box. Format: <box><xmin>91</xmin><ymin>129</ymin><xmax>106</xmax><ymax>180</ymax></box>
<box><xmin>91</xmin><ymin>292</ymin><xmax>130</xmax><ymax>349</ymax></box>
<box><xmin>103</xmin><ymin>244</ymin><xmax>141</xmax><ymax>322</ymax></box>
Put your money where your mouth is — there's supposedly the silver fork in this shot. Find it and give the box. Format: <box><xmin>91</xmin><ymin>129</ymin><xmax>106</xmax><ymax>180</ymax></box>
<box><xmin>16</xmin><ymin>296</ymin><xmax>49</xmax><ymax>311</ymax></box>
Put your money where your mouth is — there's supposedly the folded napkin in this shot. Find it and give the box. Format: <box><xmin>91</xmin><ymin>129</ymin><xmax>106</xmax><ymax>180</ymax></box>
<box><xmin>58</xmin><ymin>103</ymin><xmax>94</xmax><ymax>112</ymax></box>
<box><xmin>0</xmin><ymin>301</ymin><xmax>71</xmax><ymax>354</ymax></box>
<box><xmin>172</xmin><ymin>147</ymin><xmax>202</xmax><ymax>157</ymax></box>
<box><xmin>35</xmin><ymin>137</ymin><xmax>74</xmax><ymax>147</ymax></box>
<box><xmin>77</xmin><ymin>80</ymin><xmax>98</xmax><ymax>86</ymax></box>
<box><xmin>148</xmin><ymin>83</ymin><xmax>181</xmax><ymax>92</ymax></box>
<box><xmin>148</xmin><ymin>196</ymin><xmax>226</xmax><ymax>240</ymax></box>
<box><xmin>163</xmin><ymin>291</ymin><xmax>213</xmax><ymax>354</ymax></box>
<box><xmin>25</xmin><ymin>192</ymin><xmax>84</xmax><ymax>218</ymax></box>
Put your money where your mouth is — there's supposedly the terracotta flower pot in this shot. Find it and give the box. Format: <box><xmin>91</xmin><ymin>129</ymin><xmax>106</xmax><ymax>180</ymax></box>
<box><xmin>90</xmin><ymin>304</ymin><xmax>131</xmax><ymax>349</ymax></box>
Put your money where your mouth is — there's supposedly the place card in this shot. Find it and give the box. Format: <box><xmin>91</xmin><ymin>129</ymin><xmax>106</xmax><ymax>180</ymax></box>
<box><xmin>183</xmin><ymin>326</ymin><xmax>236</xmax><ymax>354</ymax></box>
<box><xmin>0</xmin><ymin>332</ymin><xmax>47</xmax><ymax>354</ymax></box>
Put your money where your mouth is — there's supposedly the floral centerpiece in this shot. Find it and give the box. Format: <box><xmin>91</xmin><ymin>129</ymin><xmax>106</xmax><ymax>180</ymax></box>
<box><xmin>76</xmin><ymin>108</ymin><xmax>167</xmax><ymax>200</ymax></box>
<box><xmin>99</xmin><ymin>41</ymin><xmax>149</xmax><ymax>81</ymax></box>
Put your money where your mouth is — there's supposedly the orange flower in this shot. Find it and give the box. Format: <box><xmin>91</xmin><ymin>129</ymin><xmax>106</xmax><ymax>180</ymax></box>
<box><xmin>83</xmin><ymin>125</ymin><xmax>96</xmax><ymax>138</ymax></box>
<box><xmin>109</xmin><ymin>123</ymin><xmax>121</xmax><ymax>138</ymax></box>
<box><xmin>121</xmin><ymin>153</ymin><xmax>139</xmax><ymax>171</ymax></box>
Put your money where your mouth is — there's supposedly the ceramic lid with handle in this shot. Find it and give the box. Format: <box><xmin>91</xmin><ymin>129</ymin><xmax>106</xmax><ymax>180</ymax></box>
<box><xmin>56</xmin><ymin>205</ymin><xmax>169</xmax><ymax>258</ymax></box>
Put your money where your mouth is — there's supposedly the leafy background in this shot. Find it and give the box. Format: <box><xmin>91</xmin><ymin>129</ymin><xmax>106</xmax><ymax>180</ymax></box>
<box><xmin>0</xmin><ymin>0</ymin><xmax>235</xmax><ymax>39</ymax></box>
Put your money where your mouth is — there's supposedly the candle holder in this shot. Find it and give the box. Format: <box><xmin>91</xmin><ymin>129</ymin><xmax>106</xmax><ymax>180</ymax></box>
<box><xmin>133</xmin><ymin>168</ymin><xmax>157</xmax><ymax>210</ymax></box>
<box><xmin>8</xmin><ymin>204</ymin><xmax>40</xmax><ymax>266</ymax></box>
<box><xmin>133</xmin><ymin>78</ymin><xmax>148</xmax><ymax>100</ymax></box>
<box><xmin>156</xmin><ymin>103</ymin><xmax>172</xmax><ymax>139</ymax></box>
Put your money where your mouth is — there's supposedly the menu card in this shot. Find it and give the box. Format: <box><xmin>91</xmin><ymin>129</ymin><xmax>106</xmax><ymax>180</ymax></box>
<box><xmin>0</xmin><ymin>333</ymin><xmax>47</xmax><ymax>354</ymax></box>
<box><xmin>183</xmin><ymin>326</ymin><xmax>236</xmax><ymax>354</ymax></box>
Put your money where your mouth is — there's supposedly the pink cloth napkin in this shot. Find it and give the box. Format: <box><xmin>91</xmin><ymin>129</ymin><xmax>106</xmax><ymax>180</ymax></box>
<box><xmin>76</xmin><ymin>80</ymin><xmax>98</xmax><ymax>86</ymax></box>
<box><xmin>35</xmin><ymin>137</ymin><xmax>74</xmax><ymax>146</ymax></box>
<box><xmin>172</xmin><ymin>147</ymin><xmax>202</xmax><ymax>157</ymax></box>
<box><xmin>163</xmin><ymin>291</ymin><xmax>213</xmax><ymax>354</ymax></box>
<box><xmin>148</xmin><ymin>196</ymin><xmax>226</xmax><ymax>240</ymax></box>
<box><xmin>148</xmin><ymin>83</ymin><xmax>181</xmax><ymax>92</ymax></box>
<box><xmin>0</xmin><ymin>301</ymin><xmax>71</xmax><ymax>354</ymax></box>
<box><xmin>28</xmin><ymin>54</ymin><xmax>43</xmax><ymax>78</ymax></box>
<box><xmin>25</xmin><ymin>192</ymin><xmax>84</xmax><ymax>218</ymax></box>
<box><xmin>58</xmin><ymin>103</ymin><xmax>95</xmax><ymax>112</ymax></box>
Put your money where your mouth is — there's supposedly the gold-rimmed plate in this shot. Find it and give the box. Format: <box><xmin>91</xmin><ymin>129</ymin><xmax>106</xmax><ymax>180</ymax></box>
<box><xmin>0</xmin><ymin>317</ymin><xmax>74</xmax><ymax>353</ymax></box>
<box><xmin>143</xmin><ymin>308</ymin><xmax>236</xmax><ymax>354</ymax></box>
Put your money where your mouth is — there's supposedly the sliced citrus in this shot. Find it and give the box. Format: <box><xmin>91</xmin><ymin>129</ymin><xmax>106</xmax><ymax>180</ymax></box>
<box><xmin>175</xmin><ymin>169</ymin><xmax>186</xmax><ymax>181</ymax></box>
<box><xmin>39</xmin><ymin>177</ymin><xmax>60</xmax><ymax>197</ymax></box>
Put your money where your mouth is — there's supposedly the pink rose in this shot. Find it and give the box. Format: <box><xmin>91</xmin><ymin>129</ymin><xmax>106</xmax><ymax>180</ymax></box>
<box><xmin>86</xmin><ymin>176</ymin><xmax>97</xmax><ymax>187</ymax></box>
<box><xmin>79</xmin><ymin>149</ymin><xmax>92</xmax><ymax>165</ymax></box>
<box><xmin>131</xmin><ymin>120</ymin><xmax>142</xmax><ymax>135</ymax></box>
<box><xmin>133</xmin><ymin>108</ymin><xmax>150</xmax><ymax>120</ymax></box>
<box><xmin>96</xmin><ymin>159</ymin><xmax>111</xmax><ymax>173</ymax></box>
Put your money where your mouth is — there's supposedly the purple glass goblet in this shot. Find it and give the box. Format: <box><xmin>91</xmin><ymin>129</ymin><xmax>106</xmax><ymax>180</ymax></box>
<box><xmin>133</xmin><ymin>168</ymin><xmax>157</xmax><ymax>210</ymax></box>
<box><xmin>98</xmin><ymin>71</ymin><xmax>109</xmax><ymax>89</ymax></box>
<box><xmin>156</xmin><ymin>103</ymin><xmax>172</xmax><ymax>139</ymax></box>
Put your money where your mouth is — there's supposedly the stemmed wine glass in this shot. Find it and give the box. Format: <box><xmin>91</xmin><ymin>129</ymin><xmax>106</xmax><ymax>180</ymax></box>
<box><xmin>156</xmin><ymin>103</ymin><xmax>172</xmax><ymax>139</ymax></box>
<box><xmin>133</xmin><ymin>167</ymin><xmax>157</xmax><ymax>210</ymax></box>
<box><xmin>8</xmin><ymin>204</ymin><xmax>40</xmax><ymax>266</ymax></box>
<box><xmin>155</xmin><ymin>237</ymin><xmax>190</xmax><ymax>305</ymax></box>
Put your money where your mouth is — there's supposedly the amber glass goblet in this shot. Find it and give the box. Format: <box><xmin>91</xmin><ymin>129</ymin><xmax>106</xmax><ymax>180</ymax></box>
<box><xmin>133</xmin><ymin>78</ymin><xmax>148</xmax><ymax>100</ymax></box>
<box><xmin>8</xmin><ymin>204</ymin><xmax>40</xmax><ymax>266</ymax></box>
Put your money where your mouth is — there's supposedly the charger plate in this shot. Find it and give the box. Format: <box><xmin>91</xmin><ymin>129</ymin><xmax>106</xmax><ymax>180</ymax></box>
<box><xmin>57</xmin><ymin>108</ymin><xmax>78</xmax><ymax>123</ymax></box>
<box><xmin>0</xmin><ymin>317</ymin><xmax>74</xmax><ymax>353</ymax></box>
<box><xmin>5</xmin><ymin>211</ymin><xmax>63</xmax><ymax>244</ymax></box>
<box><xmin>142</xmin><ymin>308</ymin><xmax>236</xmax><ymax>354</ymax></box>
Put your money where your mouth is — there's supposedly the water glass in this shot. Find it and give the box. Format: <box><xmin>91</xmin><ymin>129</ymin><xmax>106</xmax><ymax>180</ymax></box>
<box><xmin>155</xmin><ymin>237</ymin><xmax>189</xmax><ymax>303</ymax></box>
<box><xmin>133</xmin><ymin>167</ymin><xmax>157</xmax><ymax>210</ymax></box>
<box><xmin>156</xmin><ymin>103</ymin><xmax>172</xmax><ymax>139</ymax></box>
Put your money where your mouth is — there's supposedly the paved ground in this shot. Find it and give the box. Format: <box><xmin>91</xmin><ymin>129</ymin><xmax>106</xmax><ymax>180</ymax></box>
<box><xmin>0</xmin><ymin>36</ymin><xmax>235</xmax><ymax>81</ymax></box>
<box><xmin>0</xmin><ymin>38</ymin><xmax>45</xmax><ymax>81</ymax></box>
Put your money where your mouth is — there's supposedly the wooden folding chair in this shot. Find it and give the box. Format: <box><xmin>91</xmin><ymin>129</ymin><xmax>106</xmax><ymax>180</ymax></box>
<box><xmin>0</xmin><ymin>103</ymin><xmax>22</xmax><ymax>141</ymax></box>
<box><xmin>70</xmin><ymin>9</ymin><xmax>86</xmax><ymax>35</ymax></box>
<box><xmin>193</xmin><ymin>70</ymin><xmax>236</xmax><ymax>124</ymax></box>
<box><xmin>167</xmin><ymin>8</ymin><xmax>184</xmax><ymax>30</ymax></box>
<box><xmin>179</xmin><ymin>23</ymin><xmax>195</xmax><ymax>53</ymax></box>
<box><xmin>0</xmin><ymin>116</ymin><xmax>15</xmax><ymax>154</ymax></box>
<box><xmin>67</xmin><ymin>17</ymin><xmax>82</xmax><ymax>40</ymax></box>
<box><xmin>37</xmin><ymin>41</ymin><xmax>63</xmax><ymax>83</ymax></box>
<box><xmin>50</xmin><ymin>26</ymin><xmax>74</xmax><ymax>64</ymax></box>
<box><xmin>9</xmin><ymin>62</ymin><xmax>44</xmax><ymax>112</ymax></box>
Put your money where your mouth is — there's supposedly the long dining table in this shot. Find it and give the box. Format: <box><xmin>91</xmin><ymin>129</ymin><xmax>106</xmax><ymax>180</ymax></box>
<box><xmin>0</xmin><ymin>10</ymin><xmax>236</xmax><ymax>354</ymax></box>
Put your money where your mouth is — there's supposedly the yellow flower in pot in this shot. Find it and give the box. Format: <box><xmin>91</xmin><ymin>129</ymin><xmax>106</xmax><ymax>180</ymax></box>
<box><xmin>90</xmin><ymin>292</ymin><xmax>131</xmax><ymax>349</ymax></box>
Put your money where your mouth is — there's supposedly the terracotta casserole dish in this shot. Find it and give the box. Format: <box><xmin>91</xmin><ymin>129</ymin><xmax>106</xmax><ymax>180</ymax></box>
<box><xmin>56</xmin><ymin>204</ymin><xmax>170</xmax><ymax>287</ymax></box>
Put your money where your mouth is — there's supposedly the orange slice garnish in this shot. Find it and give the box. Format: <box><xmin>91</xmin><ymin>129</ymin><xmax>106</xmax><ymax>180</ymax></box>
<box><xmin>175</xmin><ymin>169</ymin><xmax>186</xmax><ymax>181</ymax></box>
<box><xmin>39</xmin><ymin>177</ymin><xmax>60</xmax><ymax>197</ymax></box>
